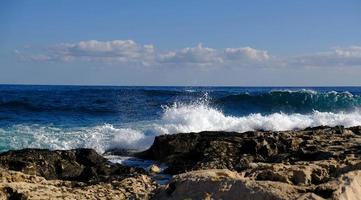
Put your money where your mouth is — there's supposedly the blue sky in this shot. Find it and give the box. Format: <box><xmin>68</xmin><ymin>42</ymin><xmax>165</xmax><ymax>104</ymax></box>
<box><xmin>1</xmin><ymin>0</ymin><xmax>361</xmax><ymax>86</ymax></box>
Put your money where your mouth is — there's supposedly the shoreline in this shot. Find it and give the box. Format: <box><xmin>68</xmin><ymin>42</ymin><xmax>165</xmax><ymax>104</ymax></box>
<box><xmin>2</xmin><ymin>125</ymin><xmax>361</xmax><ymax>199</ymax></box>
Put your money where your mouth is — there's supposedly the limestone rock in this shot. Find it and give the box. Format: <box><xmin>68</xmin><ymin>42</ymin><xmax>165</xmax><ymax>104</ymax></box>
<box><xmin>0</xmin><ymin>148</ymin><xmax>146</xmax><ymax>182</ymax></box>
<box><xmin>137</xmin><ymin>126</ymin><xmax>361</xmax><ymax>176</ymax></box>
<box><xmin>333</xmin><ymin>170</ymin><xmax>361</xmax><ymax>200</ymax></box>
<box><xmin>154</xmin><ymin>169</ymin><xmax>305</xmax><ymax>200</ymax></box>
<box><xmin>0</xmin><ymin>168</ymin><xmax>157</xmax><ymax>200</ymax></box>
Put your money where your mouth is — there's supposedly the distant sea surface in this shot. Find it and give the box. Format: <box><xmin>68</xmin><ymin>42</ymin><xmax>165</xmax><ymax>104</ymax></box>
<box><xmin>1</xmin><ymin>85</ymin><xmax>361</xmax><ymax>153</ymax></box>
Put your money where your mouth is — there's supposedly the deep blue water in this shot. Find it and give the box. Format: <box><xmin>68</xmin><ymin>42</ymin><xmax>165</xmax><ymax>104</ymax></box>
<box><xmin>1</xmin><ymin>85</ymin><xmax>361</xmax><ymax>153</ymax></box>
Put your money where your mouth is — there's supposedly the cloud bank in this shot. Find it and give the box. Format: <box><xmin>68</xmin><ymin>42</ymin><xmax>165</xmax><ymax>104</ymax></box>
<box><xmin>16</xmin><ymin>40</ymin><xmax>361</xmax><ymax>68</ymax></box>
<box><xmin>290</xmin><ymin>46</ymin><xmax>361</xmax><ymax>67</ymax></box>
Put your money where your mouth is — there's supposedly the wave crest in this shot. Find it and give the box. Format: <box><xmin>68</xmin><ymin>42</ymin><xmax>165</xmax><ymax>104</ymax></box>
<box><xmin>3</xmin><ymin>99</ymin><xmax>361</xmax><ymax>153</ymax></box>
<box><xmin>216</xmin><ymin>89</ymin><xmax>361</xmax><ymax>114</ymax></box>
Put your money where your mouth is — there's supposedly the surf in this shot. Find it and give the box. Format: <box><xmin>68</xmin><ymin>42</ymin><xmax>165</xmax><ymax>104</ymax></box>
<box><xmin>3</xmin><ymin>96</ymin><xmax>361</xmax><ymax>153</ymax></box>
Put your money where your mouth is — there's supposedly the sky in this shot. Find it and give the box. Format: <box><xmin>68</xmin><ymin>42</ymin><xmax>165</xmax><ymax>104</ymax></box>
<box><xmin>1</xmin><ymin>0</ymin><xmax>361</xmax><ymax>86</ymax></box>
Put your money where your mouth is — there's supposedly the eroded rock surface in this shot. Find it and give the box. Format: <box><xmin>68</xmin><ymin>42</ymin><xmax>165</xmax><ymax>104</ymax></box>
<box><xmin>0</xmin><ymin>148</ymin><xmax>146</xmax><ymax>182</ymax></box>
<box><xmin>138</xmin><ymin>126</ymin><xmax>361</xmax><ymax>199</ymax></box>
<box><xmin>154</xmin><ymin>169</ymin><xmax>361</xmax><ymax>200</ymax></box>
<box><xmin>154</xmin><ymin>169</ymin><xmax>305</xmax><ymax>200</ymax></box>
<box><xmin>0</xmin><ymin>168</ymin><xmax>157</xmax><ymax>200</ymax></box>
<box><xmin>0</xmin><ymin>149</ymin><xmax>158</xmax><ymax>199</ymax></box>
<box><xmin>3</xmin><ymin>126</ymin><xmax>361</xmax><ymax>199</ymax></box>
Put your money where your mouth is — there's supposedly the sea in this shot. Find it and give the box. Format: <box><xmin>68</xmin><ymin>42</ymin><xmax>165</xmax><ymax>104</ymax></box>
<box><xmin>1</xmin><ymin>85</ymin><xmax>361</xmax><ymax>154</ymax></box>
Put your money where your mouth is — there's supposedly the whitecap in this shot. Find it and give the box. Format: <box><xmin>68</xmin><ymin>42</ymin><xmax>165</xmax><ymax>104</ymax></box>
<box><xmin>3</xmin><ymin>100</ymin><xmax>361</xmax><ymax>153</ymax></box>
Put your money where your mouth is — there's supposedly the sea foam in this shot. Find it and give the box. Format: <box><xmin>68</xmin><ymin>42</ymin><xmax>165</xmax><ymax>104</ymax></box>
<box><xmin>3</xmin><ymin>99</ymin><xmax>361</xmax><ymax>153</ymax></box>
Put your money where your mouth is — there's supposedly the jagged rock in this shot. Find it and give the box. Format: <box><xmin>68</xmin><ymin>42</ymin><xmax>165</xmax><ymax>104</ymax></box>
<box><xmin>2</xmin><ymin>126</ymin><xmax>361</xmax><ymax>199</ymax></box>
<box><xmin>0</xmin><ymin>148</ymin><xmax>146</xmax><ymax>182</ymax></box>
<box><xmin>137</xmin><ymin>126</ymin><xmax>361</xmax><ymax>175</ymax></box>
<box><xmin>137</xmin><ymin>126</ymin><xmax>361</xmax><ymax>199</ymax></box>
<box><xmin>0</xmin><ymin>168</ymin><xmax>157</xmax><ymax>200</ymax></box>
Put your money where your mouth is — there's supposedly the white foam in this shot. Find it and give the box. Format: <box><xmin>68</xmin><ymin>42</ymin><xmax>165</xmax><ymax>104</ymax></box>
<box><xmin>3</xmin><ymin>101</ymin><xmax>361</xmax><ymax>153</ymax></box>
<box><xmin>155</xmin><ymin>102</ymin><xmax>361</xmax><ymax>134</ymax></box>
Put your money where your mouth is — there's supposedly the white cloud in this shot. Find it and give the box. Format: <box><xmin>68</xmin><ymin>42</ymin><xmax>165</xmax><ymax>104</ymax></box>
<box><xmin>158</xmin><ymin>44</ymin><xmax>223</xmax><ymax>66</ymax></box>
<box><xmin>334</xmin><ymin>46</ymin><xmax>361</xmax><ymax>58</ymax></box>
<box><xmin>224</xmin><ymin>47</ymin><xmax>270</xmax><ymax>62</ymax></box>
<box><xmin>16</xmin><ymin>40</ymin><xmax>361</xmax><ymax>69</ymax></box>
<box><xmin>19</xmin><ymin>40</ymin><xmax>271</xmax><ymax>68</ymax></box>
<box><xmin>50</xmin><ymin>40</ymin><xmax>156</xmax><ymax>65</ymax></box>
<box><xmin>290</xmin><ymin>46</ymin><xmax>361</xmax><ymax>67</ymax></box>
<box><xmin>158</xmin><ymin>44</ymin><xmax>271</xmax><ymax>67</ymax></box>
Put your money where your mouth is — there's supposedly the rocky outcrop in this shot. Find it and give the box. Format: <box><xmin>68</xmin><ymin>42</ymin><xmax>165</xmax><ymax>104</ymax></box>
<box><xmin>0</xmin><ymin>148</ymin><xmax>146</xmax><ymax>182</ymax></box>
<box><xmin>0</xmin><ymin>149</ymin><xmax>158</xmax><ymax>199</ymax></box>
<box><xmin>138</xmin><ymin>126</ymin><xmax>361</xmax><ymax>175</ymax></box>
<box><xmin>154</xmin><ymin>169</ymin><xmax>305</xmax><ymax>200</ymax></box>
<box><xmin>3</xmin><ymin>126</ymin><xmax>361</xmax><ymax>199</ymax></box>
<box><xmin>154</xmin><ymin>169</ymin><xmax>361</xmax><ymax>200</ymax></box>
<box><xmin>137</xmin><ymin>126</ymin><xmax>361</xmax><ymax>199</ymax></box>
<box><xmin>0</xmin><ymin>168</ymin><xmax>157</xmax><ymax>200</ymax></box>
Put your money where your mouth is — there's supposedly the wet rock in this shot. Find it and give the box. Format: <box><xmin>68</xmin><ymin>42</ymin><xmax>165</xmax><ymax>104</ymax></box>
<box><xmin>0</xmin><ymin>148</ymin><xmax>146</xmax><ymax>182</ymax></box>
<box><xmin>103</xmin><ymin>148</ymin><xmax>141</xmax><ymax>156</ymax></box>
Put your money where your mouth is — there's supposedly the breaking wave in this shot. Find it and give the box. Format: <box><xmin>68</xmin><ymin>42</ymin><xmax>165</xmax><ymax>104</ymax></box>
<box><xmin>3</xmin><ymin>96</ymin><xmax>361</xmax><ymax>153</ymax></box>
<box><xmin>216</xmin><ymin>89</ymin><xmax>361</xmax><ymax>114</ymax></box>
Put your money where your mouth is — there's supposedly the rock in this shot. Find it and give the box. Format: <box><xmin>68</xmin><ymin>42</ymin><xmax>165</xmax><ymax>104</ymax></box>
<box><xmin>3</xmin><ymin>125</ymin><xmax>361</xmax><ymax>199</ymax></box>
<box><xmin>149</xmin><ymin>164</ymin><xmax>161</xmax><ymax>174</ymax></box>
<box><xmin>155</xmin><ymin>169</ymin><xmax>361</xmax><ymax>200</ymax></box>
<box><xmin>154</xmin><ymin>169</ymin><xmax>307</xmax><ymax>200</ymax></box>
<box><xmin>103</xmin><ymin>148</ymin><xmax>141</xmax><ymax>156</ymax></box>
<box><xmin>255</xmin><ymin>169</ymin><xmax>289</xmax><ymax>183</ymax></box>
<box><xmin>292</xmin><ymin>169</ymin><xmax>312</xmax><ymax>185</ymax></box>
<box><xmin>0</xmin><ymin>168</ymin><xmax>157</xmax><ymax>200</ymax></box>
<box><xmin>136</xmin><ymin>126</ymin><xmax>361</xmax><ymax>199</ymax></box>
<box><xmin>0</xmin><ymin>148</ymin><xmax>146</xmax><ymax>182</ymax></box>
<box><xmin>332</xmin><ymin>170</ymin><xmax>361</xmax><ymax>200</ymax></box>
<box><xmin>137</xmin><ymin>126</ymin><xmax>361</xmax><ymax>175</ymax></box>
<box><xmin>0</xmin><ymin>186</ymin><xmax>28</xmax><ymax>200</ymax></box>
<box><xmin>296</xmin><ymin>193</ymin><xmax>325</xmax><ymax>200</ymax></box>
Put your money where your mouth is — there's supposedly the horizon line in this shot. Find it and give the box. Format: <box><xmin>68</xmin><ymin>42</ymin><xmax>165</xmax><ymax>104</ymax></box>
<box><xmin>1</xmin><ymin>83</ymin><xmax>361</xmax><ymax>88</ymax></box>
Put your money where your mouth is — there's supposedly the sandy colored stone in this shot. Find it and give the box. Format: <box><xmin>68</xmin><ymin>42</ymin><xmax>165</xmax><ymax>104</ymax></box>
<box><xmin>149</xmin><ymin>164</ymin><xmax>161</xmax><ymax>174</ymax></box>
<box><xmin>333</xmin><ymin>170</ymin><xmax>361</xmax><ymax>200</ymax></box>
<box><xmin>0</xmin><ymin>168</ymin><xmax>157</xmax><ymax>200</ymax></box>
<box><xmin>154</xmin><ymin>169</ymin><xmax>304</xmax><ymax>200</ymax></box>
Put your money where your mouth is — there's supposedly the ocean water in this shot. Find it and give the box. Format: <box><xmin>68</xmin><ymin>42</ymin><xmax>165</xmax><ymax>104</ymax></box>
<box><xmin>1</xmin><ymin>85</ymin><xmax>361</xmax><ymax>153</ymax></box>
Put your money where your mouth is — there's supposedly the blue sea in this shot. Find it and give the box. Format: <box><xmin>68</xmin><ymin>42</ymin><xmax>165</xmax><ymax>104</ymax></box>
<box><xmin>1</xmin><ymin>85</ymin><xmax>361</xmax><ymax>153</ymax></box>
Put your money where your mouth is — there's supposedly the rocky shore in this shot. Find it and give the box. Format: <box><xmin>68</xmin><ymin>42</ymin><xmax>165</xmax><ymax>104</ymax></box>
<box><xmin>2</xmin><ymin>126</ymin><xmax>361</xmax><ymax>199</ymax></box>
